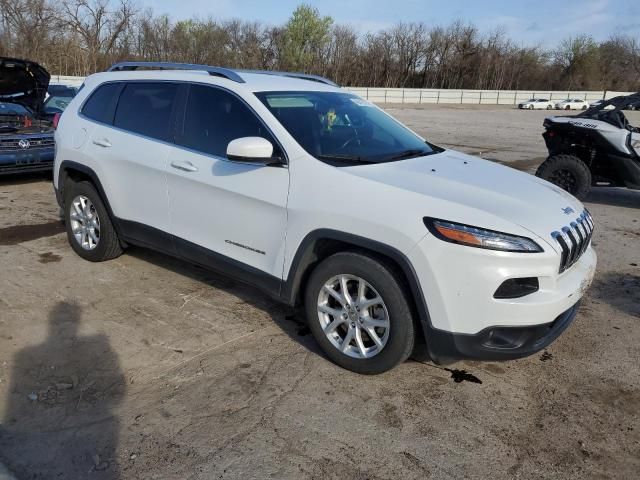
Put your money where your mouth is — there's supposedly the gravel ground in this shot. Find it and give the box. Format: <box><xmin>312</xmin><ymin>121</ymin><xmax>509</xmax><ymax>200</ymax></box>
<box><xmin>0</xmin><ymin>106</ymin><xmax>639</xmax><ymax>479</ymax></box>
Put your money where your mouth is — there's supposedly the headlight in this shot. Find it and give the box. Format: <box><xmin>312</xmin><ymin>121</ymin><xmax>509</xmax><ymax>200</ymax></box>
<box><xmin>423</xmin><ymin>218</ymin><xmax>543</xmax><ymax>253</ymax></box>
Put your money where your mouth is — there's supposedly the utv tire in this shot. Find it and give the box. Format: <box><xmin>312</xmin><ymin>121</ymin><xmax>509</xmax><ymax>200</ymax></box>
<box><xmin>304</xmin><ymin>251</ymin><xmax>415</xmax><ymax>374</ymax></box>
<box><xmin>64</xmin><ymin>180</ymin><xmax>123</xmax><ymax>261</ymax></box>
<box><xmin>536</xmin><ymin>154</ymin><xmax>592</xmax><ymax>200</ymax></box>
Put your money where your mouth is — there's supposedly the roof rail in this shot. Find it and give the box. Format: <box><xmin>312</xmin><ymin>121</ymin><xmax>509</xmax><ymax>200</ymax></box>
<box><xmin>237</xmin><ymin>69</ymin><xmax>338</xmax><ymax>87</ymax></box>
<box><xmin>107</xmin><ymin>62</ymin><xmax>245</xmax><ymax>83</ymax></box>
<box><xmin>106</xmin><ymin>62</ymin><xmax>339</xmax><ymax>87</ymax></box>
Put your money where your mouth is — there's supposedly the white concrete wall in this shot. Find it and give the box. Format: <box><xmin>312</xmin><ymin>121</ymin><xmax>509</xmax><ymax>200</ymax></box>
<box><xmin>344</xmin><ymin>87</ymin><xmax>634</xmax><ymax>104</ymax></box>
<box><xmin>51</xmin><ymin>75</ymin><xmax>632</xmax><ymax>105</ymax></box>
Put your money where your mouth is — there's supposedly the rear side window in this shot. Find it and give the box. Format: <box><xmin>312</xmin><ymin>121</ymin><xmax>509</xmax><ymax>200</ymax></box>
<box><xmin>177</xmin><ymin>84</ymin><xmax>278</xmax><ymax>158</ymax></box>
<box><xmin>81</xmin><ymin>83</ymin><xmax>121</xmax><ymax>124</ymax></box>
<box><xmin>114</xmin><ymin>82</ymin><xmax>179</xmax><ymax>141</ymax></box>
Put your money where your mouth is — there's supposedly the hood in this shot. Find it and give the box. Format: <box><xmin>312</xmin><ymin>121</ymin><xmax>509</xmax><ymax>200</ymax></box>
<box><xmin>344</xmin><ymin>150</ymin><xmax>584</xmax><ymax>247</ymax></box>
<box><xmin>0</xmin><ymin>57</ymin><xmax>50</xmax><ymax>113</ymax></box>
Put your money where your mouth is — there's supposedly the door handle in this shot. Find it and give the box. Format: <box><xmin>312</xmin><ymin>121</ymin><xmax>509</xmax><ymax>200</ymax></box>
<box><xmin>92</xmin><ymin>138</ymin><xmax>112</xmax><ymax>148</ymax></box>
<box><xmin>171</xmin><ymin>160</ymin><xmax>198</xmax><ymax>172</ymax></box>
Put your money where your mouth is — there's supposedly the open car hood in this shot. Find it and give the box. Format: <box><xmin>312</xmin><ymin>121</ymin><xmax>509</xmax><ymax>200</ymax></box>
<box><xmin>0</xmin><ymin>57</ymin><xmax>50</xmax><ymax>113</ymax></box>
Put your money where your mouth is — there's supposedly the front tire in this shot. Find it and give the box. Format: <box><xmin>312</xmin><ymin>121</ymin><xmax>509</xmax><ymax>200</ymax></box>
<box><xmin>64</xmin><ymin>180</ymin><xmax>123</xmax><ymax>261</ymax></box>
<box><xmin>535</xmin><ymin>154</ymin><xmax>592</xmax><ymax>200</ymax></box>
<box><xmin>304</xmin><ymin>252</ymin><xmax>415</xmax><ymax>374</ymax></box>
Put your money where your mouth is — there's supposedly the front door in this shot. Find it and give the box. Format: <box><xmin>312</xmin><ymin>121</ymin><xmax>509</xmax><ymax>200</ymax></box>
<box><xmin>165</xmin><ymin>84</ymin><xmax>289</xmax><ymax>282</ymax></box>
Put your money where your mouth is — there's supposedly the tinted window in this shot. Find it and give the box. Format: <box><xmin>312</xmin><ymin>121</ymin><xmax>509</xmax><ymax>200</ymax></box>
<box><xmin>178</xmin><ymin>84</ymin><xmax>277</xmax><ymax>157</ymax></box>
<box><xmin>114</xmin><ymin>82</ymin><xmax>178</xmax><ymax>141</ymax></box>
<box><xmin>81</xmin><ymin>83</ymin><xmax>121</xmax><ymax>124</ymax></box>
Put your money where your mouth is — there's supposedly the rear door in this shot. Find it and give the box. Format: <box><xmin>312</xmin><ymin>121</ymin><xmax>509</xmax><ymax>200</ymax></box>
<box><xmin>82</xmin><ymin>81</ymin><xmax>179</xmax><ymax>242</ymax></box>
<box><xmin>165</xmin><ymin>83</ymin><xmax>289</xmax><ymax>280</ymax></box>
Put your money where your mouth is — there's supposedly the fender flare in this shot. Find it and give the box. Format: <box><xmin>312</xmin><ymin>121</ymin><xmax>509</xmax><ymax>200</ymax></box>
<box><xmin>57</xmin><ymin>160</ymin><xmax>123</xmax><ymax>238</ymax></box>
<box><xmin>280</xmin><ymin>229</ymin><xmax>434</xmax><ymax>340</ymax></box>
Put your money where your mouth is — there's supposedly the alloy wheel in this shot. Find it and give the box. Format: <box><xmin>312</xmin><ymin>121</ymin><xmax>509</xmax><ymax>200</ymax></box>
<box><xmin>69</xmin><ymin>195</ymin><xmax>100</xmax><ymax>250</ymax></box>
<box><xmin>317</xmin><ymin>274</ymin><xmax>390</xmax><ymax>359</ymax></box>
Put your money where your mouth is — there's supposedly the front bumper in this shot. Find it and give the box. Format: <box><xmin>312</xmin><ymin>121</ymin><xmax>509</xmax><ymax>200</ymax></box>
<box><xmin>0</xmin><ymin>148</ymin><xmax>54</xmax><ymax>174</ymax></box>
<box><xmin>425</xmin><ymin>301</ymin><xmax>580</xmax><ymax>364</ymax></box>
<box><xmin>407</xmin><ymin>231</ymin><xmax>596</xmax><ymax>363</ymax></box>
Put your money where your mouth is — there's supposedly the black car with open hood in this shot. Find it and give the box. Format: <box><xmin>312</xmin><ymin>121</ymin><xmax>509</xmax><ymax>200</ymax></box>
<box><xmin>0</xmin><ymin>57</ymin><xmax>56</xmax><ymax>175</ymax></box>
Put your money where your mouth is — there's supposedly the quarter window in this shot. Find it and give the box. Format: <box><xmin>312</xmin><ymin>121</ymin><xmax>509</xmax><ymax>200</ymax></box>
<box><xmin>178</xmin><ymin>84</ymin><xmax>278</xmax><ymax>158</ymax></box>
<box><xmin>81</xmin><ymin>83</ymin><xmax>121</xmax><ymax>124</ymax></box>
<box><xmin>114</xmin><ymin>82</ymin><xmax>179</xmax><ymax>141</ymax></box>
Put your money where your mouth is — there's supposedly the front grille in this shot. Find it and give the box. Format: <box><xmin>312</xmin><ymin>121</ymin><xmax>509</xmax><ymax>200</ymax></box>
<box><xmin>551</xmin><ymin>210</ymin><xmax>594</xmax><ymax>273</ymax></box>
<box><xmin>0</xmin><ymin>136</ymin><xmax>54</xmax><ymax>152</ymax></box>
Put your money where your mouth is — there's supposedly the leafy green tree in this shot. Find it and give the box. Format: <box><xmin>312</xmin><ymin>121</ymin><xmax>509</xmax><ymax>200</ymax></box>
<box><xmin>280</xmin><ymin>4</ymin><xmax>332</xmax><ymax>72</ymax></box>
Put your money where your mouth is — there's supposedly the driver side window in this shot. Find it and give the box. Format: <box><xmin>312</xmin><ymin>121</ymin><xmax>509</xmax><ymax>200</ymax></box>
<box><xmin>178</xmin><ymin>84</ymin><xmax>278</xmax><ymax>158</ymax></box>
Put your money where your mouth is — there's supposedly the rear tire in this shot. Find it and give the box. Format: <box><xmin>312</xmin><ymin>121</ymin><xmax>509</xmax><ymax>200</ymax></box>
<box><xmin>547</xmin><ymin>104</ymin><xmax>553</xmax><ymax>110</ymax></box>
<box><xmin>535</xmin><ymin>154</ymin><xmax>592</xmax><ymax>200</ymax></box>
<box><xmin>304</xmin><ymin>251</ymin><xmax>415</xmax><ymax>374</ymax></box>
<box><xmin>64</xmin><ymin>180</ymin><xmax>123</xmax><ymax>262</ymax></box>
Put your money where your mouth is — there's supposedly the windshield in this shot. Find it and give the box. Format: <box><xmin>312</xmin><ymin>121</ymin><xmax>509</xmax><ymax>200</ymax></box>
<box><xmin>44</xmin><ymin>95</ymin><xmax>73</xmax><ymax>114</ymax></box>
<box><xmin>255</xmin><ymin>91</ymin><xmax>439</xmax><ymax>165</ymax></box>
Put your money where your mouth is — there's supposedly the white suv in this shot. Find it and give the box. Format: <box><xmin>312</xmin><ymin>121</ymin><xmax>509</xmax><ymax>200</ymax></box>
<box><xmin>54</xmin><ymin>62</ymin><xmax>597</xmax><ymax>374</ymax></box>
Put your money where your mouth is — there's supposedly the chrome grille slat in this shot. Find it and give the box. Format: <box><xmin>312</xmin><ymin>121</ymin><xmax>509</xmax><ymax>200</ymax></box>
<box><xmin>552</xmin><ymin>209</ymin><xmax>593</xmax><ymax>273</ymax></box>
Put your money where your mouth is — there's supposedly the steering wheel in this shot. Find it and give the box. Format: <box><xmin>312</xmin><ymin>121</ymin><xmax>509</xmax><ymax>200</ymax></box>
<box><xmin>337</xmin><ymin>134</ymin><xmax>362</xmax><ymax>151</ymax></box>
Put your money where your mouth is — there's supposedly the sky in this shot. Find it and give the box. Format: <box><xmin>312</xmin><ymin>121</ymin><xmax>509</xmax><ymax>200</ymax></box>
<box><xmin>142</xmin><ymin>0</ymin><xmax>640</xmax><ymax>47</ymax></box>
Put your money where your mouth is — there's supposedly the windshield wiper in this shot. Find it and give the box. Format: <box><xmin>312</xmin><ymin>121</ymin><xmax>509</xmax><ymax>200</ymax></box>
<box><xmin>316</xmin><ymin>154</ymin><xmax>374</xmax><ymax>164</ymax></box>
<box><xmin>386</xmin><ymin>149</ymin><xmax>431</xmax><ymax>161</ymax></box>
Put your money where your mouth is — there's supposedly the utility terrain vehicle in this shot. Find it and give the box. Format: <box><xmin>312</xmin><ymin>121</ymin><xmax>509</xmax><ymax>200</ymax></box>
<box><xmin>536</xmin><ymin>93</ymin><xmax>640</xmax><ymax>199</ymax></box>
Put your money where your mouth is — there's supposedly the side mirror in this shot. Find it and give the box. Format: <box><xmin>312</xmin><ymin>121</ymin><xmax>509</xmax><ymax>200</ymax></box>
<box><xmin>226</xmin><ymin>137</ymin><xmax>282</xmax><ymax>166</ymax></box>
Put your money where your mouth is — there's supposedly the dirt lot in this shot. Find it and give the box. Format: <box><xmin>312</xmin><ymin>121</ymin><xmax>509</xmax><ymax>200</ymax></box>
<box><xmin>0</xmin><ymin>106</ymin><xmax>639</xmax><ymax>480</ymax></box>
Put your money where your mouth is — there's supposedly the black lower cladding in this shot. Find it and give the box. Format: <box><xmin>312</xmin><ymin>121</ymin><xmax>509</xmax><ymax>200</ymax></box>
<box><xmin>426</xmin><ymin>301</ymin><xmax>581</xmax><ymax>364</ymax></box>
<box><xmin>117</xmin><ymin>219</ymin><xmax>283</xmax><ymax>300</ymax></box>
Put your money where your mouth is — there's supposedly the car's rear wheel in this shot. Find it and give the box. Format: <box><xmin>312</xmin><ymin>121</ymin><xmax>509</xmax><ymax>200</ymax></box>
<box><xmin>304</xmin><ymin>251</ymin><xmax>415</xmax><ymax>374</ymax></box>
<box><xmin>582</xmin><ymin>105</ymin><xmax>588</xmax><ymax>110</ymax></box>
<box><xmin>535</xmin><ymin>154</ymin><xmax>592</xmax><ymax>200</ymax></box>
<box><xmin>547</xmin><ymin>104</ymin><xmax>553</xmax><ymax>110</ymax></box>
<box><xmin>64</xmin><ymin>180</ymin><xmax>123</xmax><ymax>261</ymax></box>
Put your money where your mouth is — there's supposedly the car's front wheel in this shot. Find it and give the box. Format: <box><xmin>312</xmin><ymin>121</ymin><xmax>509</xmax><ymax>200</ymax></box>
<box><xmin>304</xmin><ymin>251</ymin><xmax>415</xmax><ymax>374</ymax></box>
<box><xmin>64</xmin><ymin>180</ymin><xmax>123</xmax><ymax>261</ymax></box>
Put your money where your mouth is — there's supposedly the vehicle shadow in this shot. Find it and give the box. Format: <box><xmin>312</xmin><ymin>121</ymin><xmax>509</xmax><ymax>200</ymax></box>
<box><xmin>0</xmin><ymin>302</ymin><xmax>126</xmax><ymax>479</ymax></box>
<box><xmin>591</xmin><ymin>272</ymin><xmax>640</xmax><ymax>318</ymax></box>
<box><xmin>126</xmin><ymin>246</ymin><xmax>326</xmax><ymax>357</ymax></box>
<box><xmin>0</xmin><ymin>171</ymin><xmax>51</xmax><ymax>187</ymax></box>
<box><xmin>585</xmin><ymin>187</ymin><xmax>640</xmax><ymax>209</ymax></box>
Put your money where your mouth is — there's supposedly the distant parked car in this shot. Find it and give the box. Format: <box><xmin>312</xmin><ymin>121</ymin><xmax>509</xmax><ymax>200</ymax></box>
<box><xmin>555</xmin><ymin>98</ymin><xmax>589</xmax><ymax>110</ymax></box>
<box><xmin>0</xmin><ymin>57</ymin><xmax>55</xmax><ymax>175</ymax></box>
<box><xmin>518</xmin><ymin>98</ymin><xmax>554</xmax><ymax>110</ymax></box>
<box><xmin>43</xmin><ymin>84</ymin><xmax>78</xmax><ymax>118</ymax></box>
